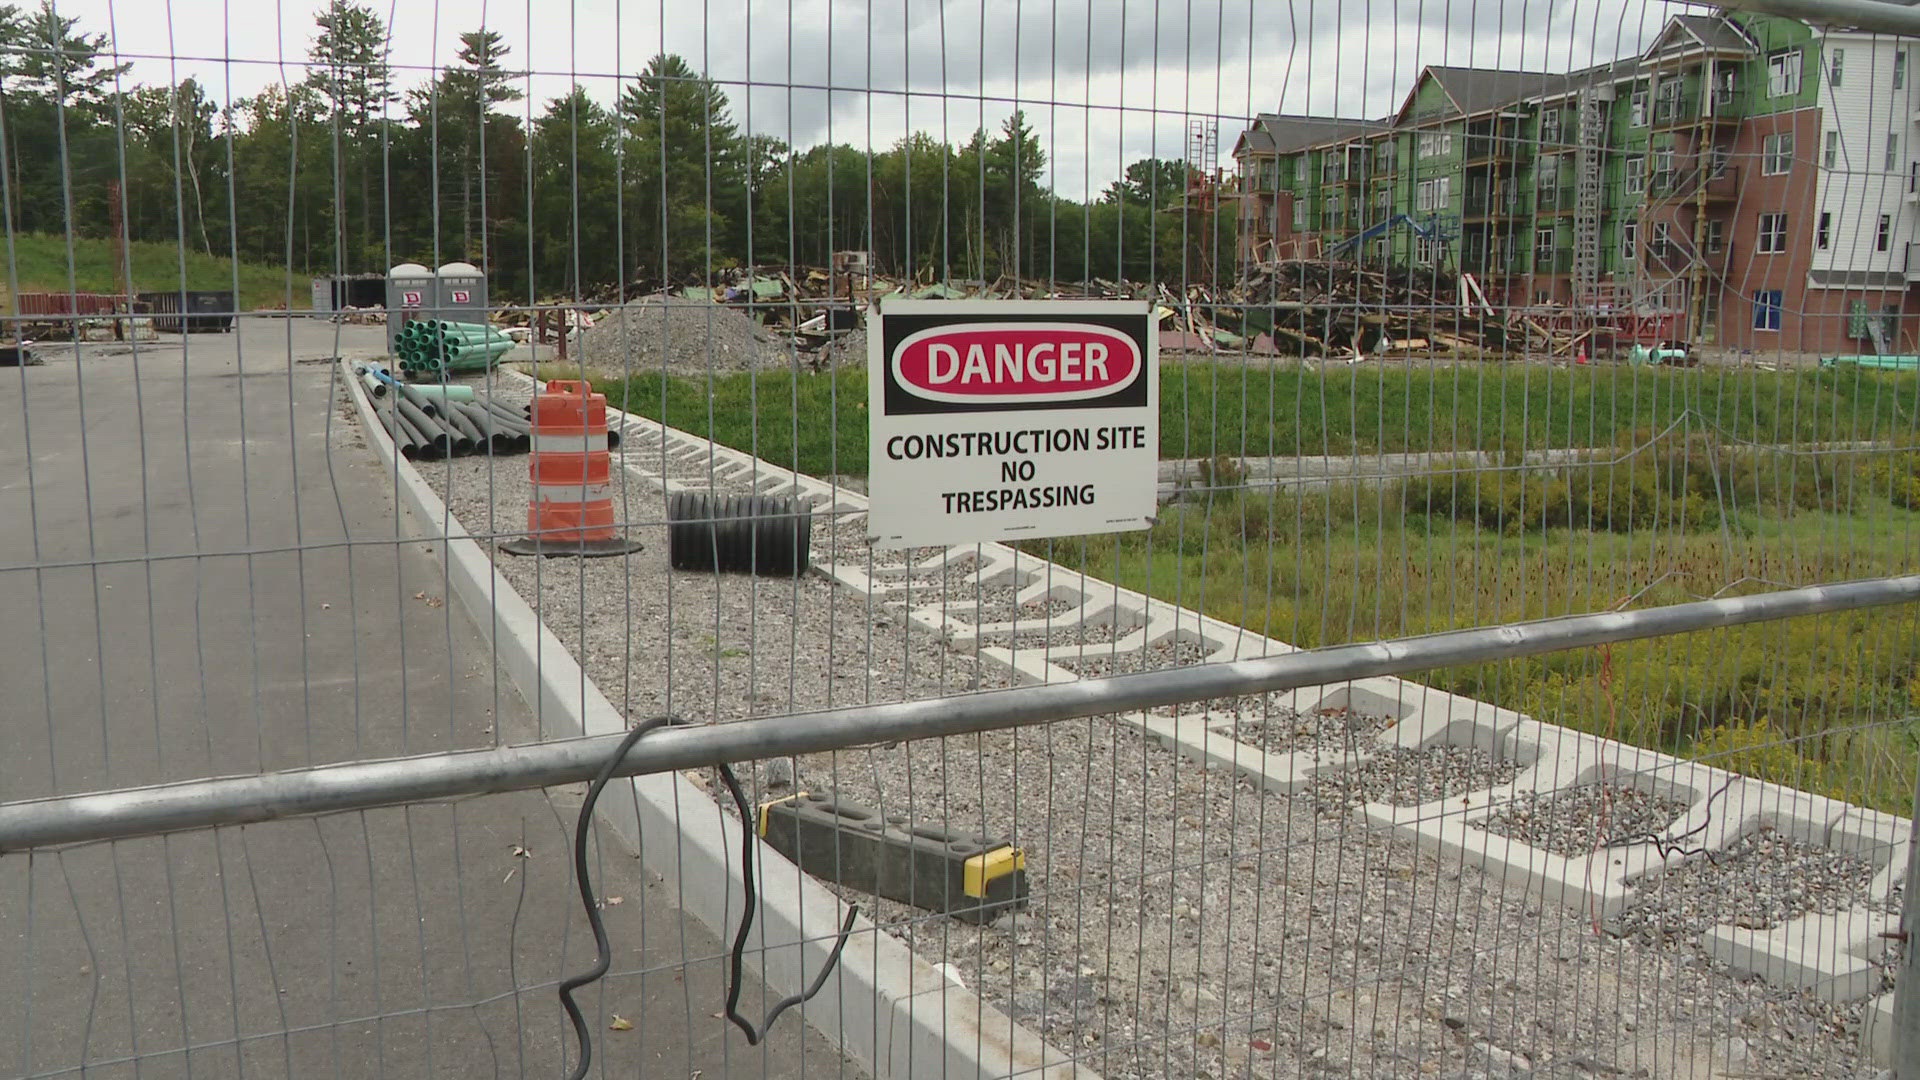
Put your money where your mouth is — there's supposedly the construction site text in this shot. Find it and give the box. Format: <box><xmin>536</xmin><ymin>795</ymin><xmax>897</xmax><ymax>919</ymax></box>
<box><xmin>883</xmin><ymin>425</ymin><xmax>1150</xmax><ymax>461</ymax></box>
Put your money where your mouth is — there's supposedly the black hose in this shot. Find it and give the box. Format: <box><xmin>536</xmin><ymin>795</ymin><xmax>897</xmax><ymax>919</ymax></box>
<box><xmin>388</xmin><ymin>405</ymin><xmax>433</xmax><ymax>460</ymax></box>
<box><xmin>559</xmin><ymin>718</ymin><xmax>858</xmax><ymax>1076</ymax></box>
<box><xmin>442</xmin><ymin>404</ymin><xmax>485</xmax><ymax>450</ymax></box>
<box><xmin>558</xmin><ymin>717</ymin><xmax>672</xmax><ymax>1080</ymax></box>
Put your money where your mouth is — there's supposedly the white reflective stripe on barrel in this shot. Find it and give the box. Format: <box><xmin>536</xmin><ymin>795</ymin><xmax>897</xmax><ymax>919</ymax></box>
<box><xmin>530</xmin><ymin>432</ymin><xmax>601</xmax><ymax>454</ymax></box>
<box><xmin>533</xmin><ymin>483</ymin><xmax>613</xmax><ymax>504</ymax></box>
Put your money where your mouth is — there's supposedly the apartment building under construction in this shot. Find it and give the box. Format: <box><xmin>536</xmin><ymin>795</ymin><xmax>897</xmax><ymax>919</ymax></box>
<box><xmin>1233</xmin><ymin>10</ymin><xmax>1917</xmax><ymax>355</ymax></box>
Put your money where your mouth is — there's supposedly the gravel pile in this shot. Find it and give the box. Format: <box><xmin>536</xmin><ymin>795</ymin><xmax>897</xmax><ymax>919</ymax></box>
<box><xmin>1478</xmin><ymin>781</ymin><xmax>1694</xmax><ymax>858</ymax></box>
<box><xmin>1217</xmin><ymin>702</ymin><xmax>1396</xmax><ymax>755</ymax></box>
<box><xmin>1308</xmin><ymin>744</ymin><xmax>1525</xmax><ymax>809</ymax></box>
<box><xmin>1613</xmin><ymin>829</ymin><xmax>1889</xmax><ymax>943</ymax></box>
<box><xmin>816</xmin><ymin>327</ymin><xmax>867</xmax><ymax>367</ymax></box>
<box><xmin>1049</xmin><ymin>637</ymin><xmax>1213</xmax><ymax>678</ymax></box>
<box><xmin>580</xmin><ymin>296</ymin><xmax>787</xmax><ymax>376</ymax></box>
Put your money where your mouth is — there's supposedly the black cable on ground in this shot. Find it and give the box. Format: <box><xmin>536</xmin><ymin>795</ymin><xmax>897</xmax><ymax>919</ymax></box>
<box><xmin>713</xmin><ymin>757</ymin><xmax>860</xmax><ymax>1045</ymax></box>
<box><xmin>559</xmin><ymin>718</ymin><xmax>858</xmax><ymax>1078</ymax></box>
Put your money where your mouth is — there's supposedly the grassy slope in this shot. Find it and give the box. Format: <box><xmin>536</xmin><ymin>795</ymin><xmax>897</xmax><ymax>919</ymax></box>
<box><xmin>603</xmin><ymin>363</ymin><xmax>1920</xmax><ymax>476</ymax></box>
<box><xmin>1</xmin><ymin>232</ymin><xmax>303</xmax><ymax>312</ymax></box>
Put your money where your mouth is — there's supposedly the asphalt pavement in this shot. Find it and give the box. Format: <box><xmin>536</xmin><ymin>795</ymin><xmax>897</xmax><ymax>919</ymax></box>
<box><xmin>0</xmin><ymin>318</ymin><xmax>857</xmax><ymax>1079</ymax></box>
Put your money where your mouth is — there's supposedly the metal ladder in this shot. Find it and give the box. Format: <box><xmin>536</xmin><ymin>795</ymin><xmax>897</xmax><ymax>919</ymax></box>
<box><xmin>1573</xmin><ymin>89</ymin><xmax>1606</xmax><ymax>299</ymax></box>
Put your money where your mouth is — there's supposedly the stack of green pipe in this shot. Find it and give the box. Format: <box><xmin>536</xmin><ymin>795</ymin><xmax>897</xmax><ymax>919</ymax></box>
<box><xmin>395</xmin><ymin>319</ymin><xmax>517</xmax><ymax>378</ymax></box>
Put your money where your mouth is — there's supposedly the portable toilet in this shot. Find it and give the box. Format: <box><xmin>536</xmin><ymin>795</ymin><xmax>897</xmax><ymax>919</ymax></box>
<box><xmin>385</xmin><ymin>262</ymin><xmax>434</xmax><ymax>353</ymax></box>
<box><xmin>435</xmin><ymin>262</ymin><xmax>488</xmax><ymax>327</ymax></box>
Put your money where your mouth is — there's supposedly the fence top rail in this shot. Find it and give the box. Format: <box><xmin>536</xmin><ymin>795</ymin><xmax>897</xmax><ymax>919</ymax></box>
<box><xmin>3</xmin><ymin>574</ymin><xmax>1916</xmax><ymax>855</ymax></box>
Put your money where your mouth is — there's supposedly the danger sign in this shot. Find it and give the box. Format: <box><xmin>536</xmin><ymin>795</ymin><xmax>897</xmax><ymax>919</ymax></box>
<box><xmin>451</xmin><ymin>289</ymin><xmax>470</xmax><ymax>304</ymax></box>
<box><xmin>868</xmin><ymin>299</ymin><xmax>1157</xmax><ymax>548</ymax></box>
<box><xmin>402</xmin><ymin>290</ymin><xmax>422</xmax><ymax>307</ymax></box>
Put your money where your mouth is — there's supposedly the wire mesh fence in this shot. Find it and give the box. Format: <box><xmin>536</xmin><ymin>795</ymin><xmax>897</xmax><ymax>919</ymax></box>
<box><xmin>4</xmin><ymin>0</ymin><xmax>1920</xmax><ymax>1078</ymax></box>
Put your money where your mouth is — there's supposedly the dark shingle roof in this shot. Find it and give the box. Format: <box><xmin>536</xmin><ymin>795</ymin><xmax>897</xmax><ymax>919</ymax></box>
<box><xmin>1423</xmin><ymin>66</ymin><xmax>1571</xmax><ymax>118</ymax></box>
<box><xmin>1251</xmin><ymin>113</ymin><xmax>1386</xmax><ymax>155</ymax></box>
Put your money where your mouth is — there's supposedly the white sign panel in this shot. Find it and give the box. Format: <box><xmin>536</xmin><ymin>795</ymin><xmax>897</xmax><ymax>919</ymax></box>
<box><xmin>868</xmin><ymin>299</ymin><xmax>1158</xmax><ymax>548</ymax></box>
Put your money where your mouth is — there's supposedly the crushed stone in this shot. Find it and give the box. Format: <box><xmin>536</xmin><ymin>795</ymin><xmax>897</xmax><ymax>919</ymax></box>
<box><xmin>579</xmin><ymin>296</ymin><xmax>788</xmax><ymax>377</ymax></box>
<box><xmin>1478</xmin><ymin>781</ymin><xmax>1695</xmax><ymax>858</ymax></box>
<box><xmin>1614</xmin><ymin>829</ymin><xmax>1889</xmax><ymax>942</ymax></box>
<box><xmin>1309</xmin><ymin>744</ymin><xmax>1524</xmax><ymax>809</ymax></box>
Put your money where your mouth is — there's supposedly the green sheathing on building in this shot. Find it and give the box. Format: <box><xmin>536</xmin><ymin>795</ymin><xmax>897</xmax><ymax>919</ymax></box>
<box><xmin>1727</xmin><ymin>14</ymin><xmax>1821</xmax><ymax>116</ymax></box>
<box><xmin>1406</xmin><ymin>75</ymin><xmax>1457</xmax><ymax>122</ymax></box>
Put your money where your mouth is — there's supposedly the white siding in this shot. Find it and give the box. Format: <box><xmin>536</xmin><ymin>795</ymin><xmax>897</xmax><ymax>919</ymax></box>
<box><xmin>1811</xmin><ymin>33</ymin><xmax>1918</xmax><ymax>283</ymax></box>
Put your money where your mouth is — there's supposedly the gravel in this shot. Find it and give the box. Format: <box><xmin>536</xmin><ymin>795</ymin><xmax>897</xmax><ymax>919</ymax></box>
<box><xmin>1478</xmin><ymin>781</ymin><xmax>1695</xmax><ymax>858</ymax></box>
<box><xmin>1307</xmin><ymin>744</ymin><xmax>1525</xmax><ymax>809</ymax></box>
<box><xmin>579</xmin><ymin>296</ymin><xmax>787</xmax><ymax>376</ymax></box>
<box><xmin>1613</xmin><ymin>828</ymin><xmax>1890</xmax><ymax>943</ymax></box>
<box><xmin>984</xmin><ymin>620</ymin><xmax>1130</xmax><ymax>650</ymax></box>
<box><xmin>398</xmin><ymin>391</ymin><xmax>1887</xmax><ymax>1080</ymax></box>
<box><xmin>1219</xmin><ymin>703</ymin><xmax>1396</xmax><ymax>755</ymax></box>
<box><xmin>1049</xmin><ymin>637</ymin><xmax>1214</xmax><ymax>678</ymax></box>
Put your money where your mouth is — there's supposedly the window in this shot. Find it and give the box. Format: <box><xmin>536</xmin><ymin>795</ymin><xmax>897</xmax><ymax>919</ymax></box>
<box><xmin>1825</xmin><ymin>130</ymin><xmax>1839</xmax><ymax>170</ymax></box>
<box><xmin>1758</xmin><ymin>212</ymin><xmax>1788</xmax><ymax>254</ymax></box>
<box><xmin>1535</xmin><ymin>290</ymin><xmax>1552</xmax><ymax>306</ymax></box>
<box><xmin>1715</xmin><ymin>69</ymin><xmax>1737</xmax><ymax>106</ymax></box>
<box><xmin>1620</xmin><ymin>219</ymin><xmax>1638</xmax><ymax>258</ymax></box>
<box><xmin>1625</xmin><ymin>155</ymin><xmax>1645</xmax><ymax>194</ymax></box>
<box><xmin>1769</xmin><ymin>49</ymin><xmax>1802</xmax><ymax>97</ymax></box>
<box><xmin>1417</xmin><ymin>131</ymin><xmax>1453</xmax><ymax>159</ymax></box>
<box><xmin>1651</xmin><ymin>221</ymin><xmax>1672</xmax><ymax>258</ymax></box>
<box><xmin>1292</xmin><ymin>197</ymin><xmax>1305</xmax><ymax>229</ymax></box>
<box><xmin>1707</xmin><ymin>219</ymin><xmax>1725</xmax><ymax>253</ymax></box>
<box><xmin>1878</xmin><ymin>214</ymin><xmax>1893</xmax><ymax>252</ymax></box>
<box><xmin>1898</xmin><ymin>50</ymin><xmax>1909</xmax><ymax>90</ymax></box>
<box><xmin>1752</xmin><ymin>290</ymin><xmax>1784</xmax><ymax>331</ymax></box>
<box><xmin>1537</xmin><ymin>154</ymin><xmax>1562</xmax><ymax>188</ymax></box>
<box><xmin>1539</xmin><ymin>109</ymin><xmax>1562</xmax><ymax>143</ymax></box>
<box><xmin>1655</xmin><ymin>80</ymin><xmax>1682</xmax><ymax>122</ymax></box>
<box><xmin>1433</xmin><ymin>176</ymin><xmax>1451</xmax><ymax>207</ymax></box>
<box><xmin>1416</xmin><ymin>180</ymin><xmax>1435</xmax><ymax>211</ymax></box>
<box><xmin>1889</xmin><ymin>133</ymin><xmax>1901</xmax><ymax>173</ymax></box>
<box><xmin>1817</xmin><ymin>211</ymin><xmax>1831</xmax><ymax>249</ymax></box>
<box><xmin>1371</xmin><ymin>237</ymin><xmax>1389</xmax><ymax>263</ymax></box>
<box><xmin>1763</xmin><ymin>133</ymin><xmax>1794</xmax><ymax>175</ymax></box>
<box><xmin>1535</xmin><ymin>227</ymin><xmax>1556</xmax><ymax>257</ymax></box>
<box><xmin>1830</xmin><ymin>47</ymin><xmax>1844</xmax><ymax>87</ymax></box>
<box><xmin>1374</xmin><ymin>187</ymin><xmax>1391</xmax><ymax>213</ymax></box>
<box><xmin>1629</xmin><ymin>88</ymin><xmax>1648</xmax><ymax>127</ymax></box>
<box><xmin>1294</xmin><ymin>156</ymin><xmax>1307</xmax><ymax>184</ymax></box>
<box><xmin>1415</xmin><ymin>236</ymin><xmax>1443</xmax><ymax>265</ymax></box>
<box><xmin>1374</xmin><ymin>140</ymin><xmax>1397</xmax><ymax>169</ymax></box>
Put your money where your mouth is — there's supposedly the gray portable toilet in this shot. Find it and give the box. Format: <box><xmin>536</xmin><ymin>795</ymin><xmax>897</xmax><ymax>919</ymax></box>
<box><xmin>386</xmin><ymin>262</ymin><xmax>434</xmax><ymax>353</ymax></box>
<box><xmin>435</xmin><ymin>262</ymin><xmax>488</xmax><ymax>326</ymax></box>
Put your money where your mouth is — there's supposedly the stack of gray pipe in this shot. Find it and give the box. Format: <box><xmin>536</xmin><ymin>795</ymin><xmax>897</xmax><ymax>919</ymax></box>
<box><xmin>373</xmin><ymin>383</ymin><xmax>536</xmax><ymax>461</ymax></box>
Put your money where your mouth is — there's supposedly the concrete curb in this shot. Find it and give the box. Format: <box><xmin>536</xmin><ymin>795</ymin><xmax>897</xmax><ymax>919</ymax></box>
<box><xmin>344</xmin><ymin>362</ymin><xmax>1095</xmax><ymax>1080</ymax></box>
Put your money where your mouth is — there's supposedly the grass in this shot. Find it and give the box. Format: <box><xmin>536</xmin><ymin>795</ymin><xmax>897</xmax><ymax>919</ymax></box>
<box><xmin>598</xmin><ymin>363</ymin><xmax>1920</xmax><ymax>476</ymax></box>
<box><xmin>1025</xmin><ymin>487</ymin><xmax>1920</xmax><ymax>814</ymax></box>
<box><xmin>0</xmin><ymin>232</ymin><xmax>303</xmax><ymax>312</ymax></box>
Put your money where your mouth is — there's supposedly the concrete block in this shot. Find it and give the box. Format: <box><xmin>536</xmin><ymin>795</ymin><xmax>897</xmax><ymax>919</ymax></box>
<box><xmin>1113</xmin><ymin>713</ymin><xmax>1356</xmax><ymax>794</ymax></box>
<box><xmin>760</xmin><ymin>790</ymin><xmax>1028</xmax><ymax>924</ymax></box>
<box><xmin>1376</xmin><ymin>686</ymin><xmax>1528</xmax><ymax>750</ymax></box>
<box><xmin>1700</xmin><ymin>907</ymin><xmax>1895</xmax><ymax>1002</ymax></box>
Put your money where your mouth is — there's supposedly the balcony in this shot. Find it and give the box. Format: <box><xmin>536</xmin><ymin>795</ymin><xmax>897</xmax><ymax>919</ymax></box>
<box><xmin>1647</xmin><ymin>164</ymin><xmax>1741</xmax><ymax>204</ymax></box>
<box><xmin>1532</xmin><ymin>250</ymin><xmax>1575</xmax><ymax>274</ymax></box>
<box><xmin>1651</xmin><ymin>93</ymin><xmax>1740</xmax><ymax>132</ymax></box>
<box><xmin>1464</xmin><ymin>135</ymin><xmax>1527</xmax><ymax>165</ymax></box>
<box><xmin>1533</xmin><ymin>184</ymin><xmax>1579</xmax><ymax>214</ymax></box>
<box><xmin>1464</xmin><ymin>190</ymin><xmax>1527</xmax><ymax>221</ymax></box>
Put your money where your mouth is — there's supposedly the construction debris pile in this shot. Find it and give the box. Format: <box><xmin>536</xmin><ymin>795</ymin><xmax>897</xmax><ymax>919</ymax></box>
<box><xmin>513</xmin><ymin>256</ymin><xmax>1591</xmax><ymax>374</ymax></box>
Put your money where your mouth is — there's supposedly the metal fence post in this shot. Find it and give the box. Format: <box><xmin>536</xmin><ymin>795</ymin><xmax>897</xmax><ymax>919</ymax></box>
<box><xmin>1898</xmin><ymin>766</ymin><xmax>1920</xmax><ymax>1078</ymax></box>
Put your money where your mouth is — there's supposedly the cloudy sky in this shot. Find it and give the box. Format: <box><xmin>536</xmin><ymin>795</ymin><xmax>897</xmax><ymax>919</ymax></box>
<box><xmin>72</xmin><ymin>0</ymin><xmax>1691</xmax><ymax>199</ymax></box>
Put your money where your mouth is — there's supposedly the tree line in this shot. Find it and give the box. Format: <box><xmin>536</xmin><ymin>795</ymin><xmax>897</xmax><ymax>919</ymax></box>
<box><xmin>0</xmin><ymin>0</ymin><xmax>1227</xmax><ymax>301</ymax></box>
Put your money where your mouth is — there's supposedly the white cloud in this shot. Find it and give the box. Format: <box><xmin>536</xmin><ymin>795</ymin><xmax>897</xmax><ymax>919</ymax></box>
<box><xmin>71</xmin><ymin>0</ymin><xmax>1686</xmax><ymax>199</ymax></box>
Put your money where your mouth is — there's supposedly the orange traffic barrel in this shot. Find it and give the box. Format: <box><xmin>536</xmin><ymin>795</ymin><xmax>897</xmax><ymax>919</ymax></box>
<box><xmin>500</xmin><ymin>380</ymin><xmax>643</xmax><ymax>557</ymax></box>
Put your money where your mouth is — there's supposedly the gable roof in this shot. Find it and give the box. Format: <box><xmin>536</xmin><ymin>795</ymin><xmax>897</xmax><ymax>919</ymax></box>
<box><xmin>1424</xmin><ymin>66</ymin><xmax>1568</xmax><ymax>117</ymax></box>
<box><xmin>1672</xmin><ymin>14</ymin><xmax>1758</xmax><ymax>54</ymax></box>
<box><xmin>1235</xmin><ymin>113</ymin><xmax>1383</xmax><ymax>159</ymax></box>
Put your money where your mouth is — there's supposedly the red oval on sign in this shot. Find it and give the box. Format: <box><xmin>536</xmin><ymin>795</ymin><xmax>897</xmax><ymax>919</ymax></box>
<box><xmin>891</xmin><ymin>322</ymin><xmax>1142</xmax><ymax>405</ymax></box>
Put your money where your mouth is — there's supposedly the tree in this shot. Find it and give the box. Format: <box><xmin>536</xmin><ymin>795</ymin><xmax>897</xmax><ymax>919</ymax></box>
<box><xmin>1106</xmin><ymin>158</ymin><xmax>1192</xmax><ymax>208</ymax></box>
<box><xmin>408</xmin><ymin>29</ymin><xmax>525</xmax><ymax>264</ymax></box>
<box><xmin>619</xmin><ymin>54</ymin><xmax>745</xmax><ymax>280</ymax></box>
<box><xmin>11</xmin><ymin>0</ymin><xmax>128</xmax><ymax>112</ymax></box>
<box><xmin>308</xmin><ymin>1</ymin><xmax>393</xmax><ymax>133</ymax></box>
